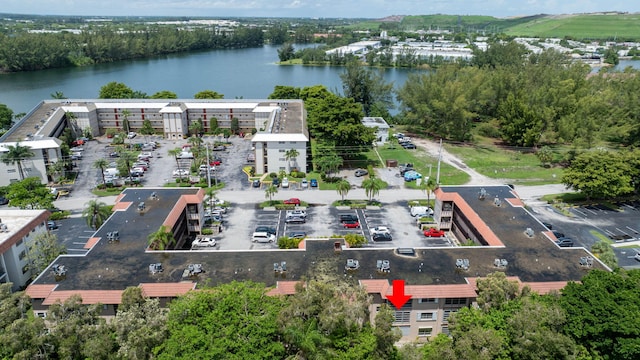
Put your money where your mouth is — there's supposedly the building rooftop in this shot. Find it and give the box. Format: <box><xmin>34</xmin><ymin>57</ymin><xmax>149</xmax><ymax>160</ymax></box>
<box><xmin>28</xmin><ymin>186</ymin><xmax>603</xmax><ymax>302</ymax></box>
<box><xmin>0</xmin><ymin>209</ymin><xmax>50</xmax><ymax>253</ymax></box>
<box><xmin>362</xmin><ymin>116</ymin><xmax>390</xmax><ymax>129</ymax></box>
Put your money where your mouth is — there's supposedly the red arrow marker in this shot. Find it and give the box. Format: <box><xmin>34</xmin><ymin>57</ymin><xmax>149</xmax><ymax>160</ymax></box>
<box><xmin>387</xmin><ymin>280</ymin><xmax>411</xmax><ymax>309</ymax></box>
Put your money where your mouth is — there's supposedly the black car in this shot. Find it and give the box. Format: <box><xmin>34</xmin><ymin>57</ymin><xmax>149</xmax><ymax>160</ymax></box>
<box><xmin>272</xmin><ymin>178</ymin><xmax>280</xmax><ymax>187</ymax></box>
<box><xmin>255</xmin><ymin>226</ymin><xmax>276</xmax><ymax>236</ymax></box>
<box><xmin>552</xmin><ymin>230</ymin><xmax>565</xmax><ymax>239</ymax></box>
<box><xmin>402</xmin><ymin>142</ymin><xmax>417</xmax><ymax>149</ymax></box>
<box><xmin>47</xmin><ymin>221</ymin><xmax>58</xmax><ymax>230</ymax></box>
<box><xmin>339</xmin><ymin>214</ymin><xmax>358</xmax><ymax>222</ymax></box>
<box><xmin>0</xmin><ymin>196</ymin><xmax>8</xmax><ymax>205</ymax></box>
<box><xmin>555</xmin><ymin>237</ymin><xmax>574</xmax><ymax>247</ymax></box>
<box><xmin>542</xmin><ymin>222</ymin><xmax>553</xmax><ymax>230</ymax></box>
<box><xmin>372</xmin><ymin>233</ymin><xmax>393</xmax><ymax>242</ymax></box>
<box><xmin>252</xmin><ymin>179</ymin><xmax>261</xmax><ymax>188</ymax></box>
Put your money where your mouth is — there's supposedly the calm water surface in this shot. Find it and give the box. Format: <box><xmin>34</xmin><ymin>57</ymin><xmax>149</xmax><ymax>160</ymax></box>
<box><xmin>0</xmin><ymin>45</ymin><xmax>418</xmax><ymax>114</ymax></box>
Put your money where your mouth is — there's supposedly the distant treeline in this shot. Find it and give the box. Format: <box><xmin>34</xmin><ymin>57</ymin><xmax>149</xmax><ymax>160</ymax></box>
<box><xmin>0</xmin><ymin>26</ymin><xmax>265</xmax><ymax>72</ymax></box>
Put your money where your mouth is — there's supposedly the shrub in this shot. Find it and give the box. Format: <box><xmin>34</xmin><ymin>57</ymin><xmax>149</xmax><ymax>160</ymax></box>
<box><xmin>49</xmin><ymin>210</ymin><xmax>71</xmax><ymax>220</ymax></box>
<box><xmin>278</xmin><ymin>236</ymin><xmax>302</xmax><ymax>249</ymax></box>
<box><xmin>344</xmin><ymin>233</ymin><xmax>366</xmax><ymax>248</ymax></box>
<box><xmin>476</xmin><ymin>122</ymin><xmax>501</xmax><ymax>138</ymax></box>
<box><xmin>269</xmin><ymin>172</ymin><xmax>278</xmax><ymax>179</ymax></box>
<box><xmin>201</xmin><ymin>228</ymin><xmax>213</xmax><ymax>235</ymax></box>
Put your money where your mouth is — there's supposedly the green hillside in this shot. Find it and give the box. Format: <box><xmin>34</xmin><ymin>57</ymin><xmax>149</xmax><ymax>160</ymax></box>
<box><xmin>504</xmin><ymin>13</ymin><xmax>640</xmax><ymax>40</ymax></box>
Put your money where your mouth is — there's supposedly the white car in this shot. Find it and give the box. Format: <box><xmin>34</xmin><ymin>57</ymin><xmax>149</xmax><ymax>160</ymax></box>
<box><xmin>127</xmin><ymin>132</ymin><xmax>137</xmax><ymax>139</ymax></box>
<box><xmin>191</xmin><ymin>237</ymin><xmax>217</xmax><ymax>248</ymax></box>
<box><xmin>286</xmin><ymin>209</ymin><xmax>307</xmax><ymax>218</ymax></box>
<box><xmin>301</xmin><ymin>179</ymin><xmax>308</xmax><ymax>188</ymax></box>
<box><xmin>172</xmin><ymin>169</ymin><xmax>189</xmax><ymax>177</ymax></box>
<box><xmin>177</xmin><ymin>151</ymin><xmax>194</xmax><ymax>159</ymax></box>
<box><xmin>252</xmin><ymin>232</ymin><xmax>276</xmax><ymax>243</ymax></box>
<box><xmin>139</xmin><ymin>152</ymin><xmax>153</xmax><ymax>158</ymax></box>
<box><xmin>370</xmin><ymin>226</ymin><xmax>391</xmax><ymax>236</ymax></box>
<box><xmin>281</xmin><ymin>177</ymin><xmax>289</xmax><ymax>188</ymax></box>
<box><xmin>410</xmin><ymin>206</ymin><xmax>434</xmax><ymax>217</ymax></box>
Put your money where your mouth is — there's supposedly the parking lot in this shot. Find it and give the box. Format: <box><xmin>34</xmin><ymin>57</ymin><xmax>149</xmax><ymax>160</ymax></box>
<box><xmin>199</xmin><ymin>201</ymin><xmax>453</xmax><ymax>251</ymax></box>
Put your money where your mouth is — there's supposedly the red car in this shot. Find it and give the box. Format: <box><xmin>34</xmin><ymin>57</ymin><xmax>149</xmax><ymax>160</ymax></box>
<box><xmin>423</xmin><ymin>228</ymin><xmax>445</xmax><ymax>237</ymax></box>
<box><xmin>210</xmin><ymin>160</ymin><xmax>222</xmax><ymax>166</ymax></box>
<box><xmin>343</xmin><ymin>220</ymin><xmax>361</xmax><ymax>229</ymax></box>
<box><xmin>283</xmin><ymin>198</ymin><xmax>301</xmax><ymax>205</ymax></box>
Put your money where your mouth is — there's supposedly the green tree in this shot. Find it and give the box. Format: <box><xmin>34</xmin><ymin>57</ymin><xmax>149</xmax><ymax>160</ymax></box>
<box><xmin>268</xmin><ymin>85</ymin><xmax>301</xmax><ymax>99</ymax></box>
<box><xmin>27</xmin><ymin>232</ymin><xmax>66</xmax><ymax>279</ymax></box>
<box><xmin>562</xmin><ymin>150</ymin><xmax>634</xmax><ymax>199</ymax></box>
<box><xmin>284</xmin><ymin>148</ymin><xmax>299</xmax><ymax>172</ymax></box>
<box><xmin>120</xmin><ymin>286</ymin><xmax>145</xmax><ymax>311</ymax></box>
<box><xmin>93</xmin><ymin>158</ymin><xmax>108</xmax><ymax>187</ymax></box>
<box><xmin>340</xmin><ymin>59</ymin><xmax>394</xmax><ymax>116</ymax></box>
<box><xmin>47</xmin><ymin>160</ymin><xmax>66</xmax><ymax>183</ymax></box>
<box><xmin>0</xmin><ymin>104</ymin><xmax>14</xmax><ymax>130</ymax></box>
<box><xmin>147</xmin><ymin>225</ymin><xmax>175</xmax><ymax>250</ymax></box>
<box><xmin>83</xmin><ymin>199</ymin><xmax>111</xmax><ymax>230</ymax></box>
<box><xmin>336</xmin><ymin>179</ymin><xmax>351</xmax><ymax>202</ymax></box>
<box><xmin>0</xmin><ymin>283</ymin><xmax>48</xmax><ymax>359</ymax></box>
<box><xmin>99</xmin><ymin>81</ymin><xmax>135</xmax><ymax>99</ymax></box>
<box><xmin>158</xmin><ymin>282</ymin><xmax>285</xmax><ymax>359</ymax></box>
<box><xmin>536</xmin><ymin>145</ymin><xmax>554</xmax><ymax>167</ymax></box>
<box><xmin>265</xmin><ymin>184</ymin><xmax>278</xmax><ymax>203</ymax></box>
<box><xmin>590</xmin><ymin>240</ymin><xmax>618</xmax><ymax>269</ymax></box>
<box><xmin>194</xmin><ymin>90</ymin><xmax>224</xmax><ymax>99</ymax></box>
<box><xmin>498</xmin><ymin>93</ymin><xmax>544</xmax><ymax>147</ymax></box>
<box><xmin>50</xmin><ymin>91</ymin><xmax>67</xmax><ymax>99</ymax></box>
<box><xmin>140</xmin><ymin>119</ymin><xmax>155</xmax><ymax>143</ymax></box>
<box><xmin>362</xmin><ymin>178</ymin><xmax>384</xmax><ymax>202</ymax></box>
<box><xmin>560</xmin><ymin>269</ymin><xmax>640</xmax><ymax>359</ymax></box>
<box><xmin>475</xmin><ymin>271</ymin><xmax>521</xmax><ymax>311</ymax></box>
<box><xmin>117</xmin><ymin>150</ymin><xmax>137</xmax><ymax>182</ymax></box>
<box><xmin>112</xmin><ymin>297</ymin><xmax>168</xmax><ymax>360</ymax></box>
<box><xmin>419</xmin><ymin>176</ymin><xmax>437</xmax><ymax>207</ymax></box>
<box><xmin>230</xmin><ymin>117</ymin><xmax>240</xmax><ymax>135</ymax></box>
<box><xmin>6</xmin><ymin>177</ymin><xmax>55</xmax><ymax>209</ymax></box>
<box><xmin>150</xmin><ymin>90</ymin><xmax>178</xmax><ymax>99</ymax></box>
<box><xmin>188</xmin><ymin>118</ymin><xmax>204</xmax><ymax>137</ymax></box>
<box><xmin>1</xmin><ymin>142</ymin><xmax>35</xmax><ymax>180</ymax></box>
<box><xmin>121</xmin><ymin>109</ymin><xmax>131</xmax><ymax>135</ymax></box>
<box><xmin>277</xmin><ymin>43</ymin><xmax>295</xmax><ymax>62</ymax></box>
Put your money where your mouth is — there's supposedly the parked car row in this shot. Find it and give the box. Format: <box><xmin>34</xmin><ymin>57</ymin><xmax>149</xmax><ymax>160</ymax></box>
<box><xmin>395</xmin><ymin>133</ymin><xmax>417</xmax><ymax>149</ymax></box>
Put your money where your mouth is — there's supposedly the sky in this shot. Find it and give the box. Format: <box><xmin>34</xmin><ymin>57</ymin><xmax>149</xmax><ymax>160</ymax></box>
<box><xmin>1</xmin><ymin>0</ymin><xmax>638</xmax><ymax>19</ymax></box>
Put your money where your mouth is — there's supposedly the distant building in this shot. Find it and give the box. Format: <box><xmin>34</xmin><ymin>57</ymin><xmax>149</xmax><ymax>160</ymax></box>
<box><xmin>0</xmin><ymin>139</ymin><xmax>63</xmax><ymax>187</ymax></box>
<box><xmin>0</xmin><ymin>209</ymin><xmax>51</xmax><ymax>291</ymax></box>
<box><xmin>362</xmin><ymin>117</ymin><xmax>390</xmax><ymax>145</ymax></box>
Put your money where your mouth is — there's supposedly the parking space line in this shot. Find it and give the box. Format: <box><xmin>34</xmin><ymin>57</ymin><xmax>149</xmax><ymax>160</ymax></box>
<box><xmin>626</xmin><ymin>226</ymin><xmax>639</xmax><ymax>235</ymax></box>
<box><xmin>573</xmin><ymin>208</ymin><xmax>588</xmax><ymax>217</ymax></box>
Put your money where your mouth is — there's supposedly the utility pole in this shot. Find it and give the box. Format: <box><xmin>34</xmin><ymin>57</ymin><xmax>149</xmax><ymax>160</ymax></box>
<box><xmin>436</xmin><ymin>139</ymin><xmax>442</xmax><ymax>185</ymax></box>
<box><xmin>206</xmin><ymin>143</ymin><xmax>211</xmax><ymax>188</ymax></box>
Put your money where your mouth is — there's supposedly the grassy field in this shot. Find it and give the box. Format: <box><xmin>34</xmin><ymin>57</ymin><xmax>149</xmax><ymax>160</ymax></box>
<box><xmin>374</xmin><ymin>144</ymin><xmax>470</xmax><ymax>186</ymax></box>
<box><xmin>504</xmin><ymin>14</ymin><xmax>640</xmax><ymax>40</ymax></box>
<box><xmin>444</xmin><ymin>139</ymin><xmax>564</xmax><ymax>186</ymax></box>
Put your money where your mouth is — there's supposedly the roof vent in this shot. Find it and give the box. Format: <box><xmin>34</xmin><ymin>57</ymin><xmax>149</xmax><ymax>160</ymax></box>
<box><xmin>345</xmin><ymin>259</ymin><xmax>360</xmax><ymax>271</ymax></box>
<box><xmin>52</xmin><ymin>264</ymin><xmax>67</xmax><ymax>278</ymax></box>
<box><xmin>149</xmin><ymin>263</ymin><xmax>163</xmax><ymax>274</ymax></box>
<box><xmin>376</xmin><ymin>259</ymin><xmax>390</xmax><ymax>273</ymax></box>
<box><xmin>493</xmin><ymin>258</ymin><xmax>508</xmax><ymax>268</ymax></box>
<box><xmin>525</xmin><ymin>228</ymin><xmax>534</xmax><ymax>237</ymax></box>
<box><xmin>107</xmin><ymin>231</ymin><xmax>120</xmax><ymax>243</ymax></box>
<box><xmin>183</xmin><ymin>264</ymin><xmax>204</xmax><ymax>278</ymax></box>
<box><xmin>456</xmin><ymin>258</ymin><xmax>470</xmax><ymax>271</ymax></box>
<box><xmin>478</xmin><ymin>188</ymin><xmax>487</xmax><ymax>200</ymax></box>
<box><xmin>274</xmin><ymin>261</ymin><xmax>287</xmax><ymax>275</ymax></box>
<box><xmin>579</xmin><ymin>256</ymin><xmax>593</xmax><ymax>268</ymax></box>
<box><xmin>0</xmin><ymin>223</ymin><xmax>8</xmax><ymax>232</ymax></box>
<box><xmin>493</xmin><ymin>196</ymin><xmax>502</xmax><ymax>207</ymax></box>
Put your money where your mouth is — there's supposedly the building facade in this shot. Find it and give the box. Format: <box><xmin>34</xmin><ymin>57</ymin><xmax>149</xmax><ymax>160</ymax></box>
<box><xmin>0</xmin><ymin>139</ymin><xmax>63</xmax><ymax>187</ymax></box>
<box><xmin>0</xmin><ymin>209</ymin><xmax>51</xmax><ymax>291</ymax></box>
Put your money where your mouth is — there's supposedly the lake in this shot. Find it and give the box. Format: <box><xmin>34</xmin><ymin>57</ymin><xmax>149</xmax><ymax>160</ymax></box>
<box><xmin>0</xmin><ymin>45</ymin><xmax>419</xmax><ymax>114</ymax></box>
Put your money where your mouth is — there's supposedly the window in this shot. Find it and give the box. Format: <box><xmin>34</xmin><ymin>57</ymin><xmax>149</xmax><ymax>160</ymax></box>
<box><xmin>441</xmin><ymin>326</ymin><xmax>450</xmax><ymax>335</ymax></box>
<box><xmin>36</xmin><ymin>312</ymin><xmax>47</xmax><ymax>318</ymax></box>
<box><xmin>443</xmin><ymin>310</ymin><xmax>457</xmax><ymax>322</ymax></box>
<box><xmin>394</xmin><ymin>311</ymin><xmax>411</xmax><ymax>323</ymax></box>
<box><xmin>22</xmin><ymin>265</ymin><xmax>29</xmax><ymax>274</ymax></box>
<box><xmin>15</xmin><ymin>239</ymin><xmax>23</xmax><ymax>247</ymax></box>
<box><xmin>19</xmin><ymin>250</ymin><xmax>27</xmax><ymax>261</ymax></box>
<box><xmin>279</xmin><ymin>158</ymin><xmax>285</xmax><ymax>161</ymax></box>
<box><xmin>7</xmin><ymin>169</ymin><xmax>16</xmax><ymax>173</ymax></box>
<box><xmin>418</xmin><ymin>298</ymin><xmax>437</xmax><ymax>303</ymax></box>
<box><xmin>279</xmin><ymin>149</ymin><xmax>285</xmax><ymax>152</ymax></box>
<box><xmin>418</xmin><ymin>327</ymin><xmax>433</xmax><ymax>337</ymax></box>
<box><xmin>278</xmin><ymin>141</ymin><xmax>285</xmax><ymax>144</ymax></box>
<box><xmin>445</xmin><ymin>297</ymin><xmax>467</xmax><ymax>305</ymax></box>
<box><xmin>418</xmin><ymin>312</ymin><xmax>436</xmax><ymax>321</ymax></box>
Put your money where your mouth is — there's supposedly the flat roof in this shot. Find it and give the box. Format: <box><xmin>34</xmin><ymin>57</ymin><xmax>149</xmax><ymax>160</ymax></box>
<box><xmin>0</xmin><ymin>138</ymin><xmax>62</xmax><ymax>151</ymax></box>
<box><xmin>0</xmin><ymin>209</ymin><xmax>50</xmax><ymax>253</ymax></box>
<box><xmin>28</xmin><ymin>186</ymin><xmax>604</xmax><ymax>300</ymax></box>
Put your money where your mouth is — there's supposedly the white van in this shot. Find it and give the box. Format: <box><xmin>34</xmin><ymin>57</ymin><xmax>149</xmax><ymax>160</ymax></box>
<box><xmin>410</xmin><ymin>206</ymin><xmax>433</xmax><ymax>217</ymax></box>
<box><xmin>104</xmin><ymin>168</ymin><xmax>119</xmax><ymax>177</ymax></box>
<box><xmin>252</xmin><ymin>232</ymin><xmax>275</xmax><ymax>243</ymax></box>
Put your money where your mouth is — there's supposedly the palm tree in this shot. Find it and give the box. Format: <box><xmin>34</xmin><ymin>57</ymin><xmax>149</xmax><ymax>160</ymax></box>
<box><xmin>206</xmin><ymin>188</ymin><xmax>217</xmax><ymax>211</ymax></box>
<box><xmin>188</xmin><ymin>136</ymin><xmax>203</xmax><ymax>158</ymax></box>
<box><xmin>82</xmin><ymin>199</ymin><xmax>111</xmax><ymax>230</ymax></box>
<box><xmin>336</xmin><ymin>180</ymin><xmax>351</xmax><ymax>203</ymax></box>
<box><xmin>93</xmin><ymin>158</ymin><xmax>109</xmax><ymax>187</ymax></box>
<box><xmin>362</xmin><ymin>178</ymin><xmax>383</xmax><ymax>202</ymax></box>
<box><xmin>189</xmin><ymin>118</ymin><xmax>204</xmax><ymax>137</ymax></box>
<box><xmin>265</xmin><ymin>185</ymin><xmax>278</xmax><ymax>204</ymax></box>
<box><xmin>285</xmin><ymin>148</ymin><xmax>300</xmax><ymax>173</ymax></box>
<box><xmin>117</xmin><ymin>151</ymin><xmax>137</xmax><ymax>182</ymax></box>
<box><xmin>1</xmin><ymin>142</ymin><xmax>34</xmax><ymax>180</ymax></box>
<box><xmin>140</xmin><ymin>119</ymin><xmax>155</xmax><ymax>144</ymax></box>
<box><xmin>419</xmin><ymin>177</ymin><xmax>437</xmax><ymax>208</ymax></box>
<box><xmin>121</xmin><ymin>109</ymin><xmax>132</xmax><ymax>146</ymax></box>
<box><xmin>46</xmin><ymin>161</ymin><xmax>65</xmax><ymax>183</ymax></box>
<box><xmin>65</xmin><ymin>111</ymin><xmax>81</xmax><ymax>138</ymax></box>
<box><xmin>168</xmin><ymin>148</ymin><xmax>184</xmax><ymax>183</ymax></box>
<box><xmin>147</xmin><ymin>225</ymin><xmax>176</xmax><ymax>250</ymax></box>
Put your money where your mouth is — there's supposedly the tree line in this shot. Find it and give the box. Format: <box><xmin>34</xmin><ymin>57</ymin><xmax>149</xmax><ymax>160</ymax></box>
<box><xmin>2</xmin><ymin>268</ymin><xmax>638</xmax><ymax>359</ymax></box>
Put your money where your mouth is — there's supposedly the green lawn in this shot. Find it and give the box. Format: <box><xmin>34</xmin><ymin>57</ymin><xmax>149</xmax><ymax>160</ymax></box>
<box><xmin>374</xmin><ymin>144</ymin><xmax>470</xmax><ymax>186</ymax></box>
<box><xmin>505</xmin><ymin>14</ymin><xmax>640</xmax><ymax>39</ymax></box>
<box><xmin>444</xmin><ymin>140</ymin><xmax>564</xmax><ymax>185</ymax></box>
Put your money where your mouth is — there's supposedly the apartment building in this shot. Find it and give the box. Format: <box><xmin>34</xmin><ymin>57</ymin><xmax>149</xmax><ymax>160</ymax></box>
<box><xmin>0</xmin><ymin>209</ymin><xmax>51</xmax><ymax>291</ymax></box>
